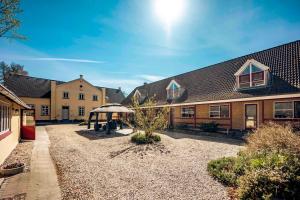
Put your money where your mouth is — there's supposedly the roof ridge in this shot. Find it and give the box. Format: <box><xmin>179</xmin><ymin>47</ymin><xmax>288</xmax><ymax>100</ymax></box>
<box><xmin>135</xmin><ymin>39</ymin><xmax>300</xmax><ymax>89</ymax></box>
<box><xmin>9</xmin><ymin>73</ymin><xmax>64</xmax><ymax>83</ymax></box>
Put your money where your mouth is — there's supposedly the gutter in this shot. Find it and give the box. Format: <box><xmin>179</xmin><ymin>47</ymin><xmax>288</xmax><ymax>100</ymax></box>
<box><xmin>0</xmin><ymin>84</ymin><xmax>30</xmax><ymax>109</ymax></box>
<box><xmin>136</xmin><ymin>93</ymin><xmax>300</xmax><ymax>108</ymax></box>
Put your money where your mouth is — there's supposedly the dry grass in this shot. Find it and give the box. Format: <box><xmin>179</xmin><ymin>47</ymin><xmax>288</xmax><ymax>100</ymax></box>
<box><xmin>246</xmin><ymin>122</ymin><xmax>300</xmax><ymax>155</ymax></box>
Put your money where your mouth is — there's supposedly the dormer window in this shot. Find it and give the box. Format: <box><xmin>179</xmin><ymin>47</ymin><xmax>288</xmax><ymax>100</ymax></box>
<box><xmin>166</xmin><ymin>80</ymin><xmax>181</xmax><ymax>99</ymax></box>
<box><xmin>133</xmin><ymin>90</ymin><xmax>141</xmax><ymax>100</ymax></box>
<box><xmin>235</xmin><ymin>59</ymin><xmax>269</xmax><ymax>89</ymax></box>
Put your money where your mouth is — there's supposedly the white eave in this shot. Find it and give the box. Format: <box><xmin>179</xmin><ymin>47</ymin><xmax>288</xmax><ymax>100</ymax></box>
<box><xmin>234</xmin><ymin>59</ymin><xmax>270</xmax><ymax>76</ymax></box>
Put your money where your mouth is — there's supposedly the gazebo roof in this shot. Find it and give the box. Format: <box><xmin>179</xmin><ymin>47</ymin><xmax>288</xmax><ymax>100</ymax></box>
<box><xmin>91</xmin><ymin>103</ymin><xmax>134</xmax><ymax>113</ymax></box>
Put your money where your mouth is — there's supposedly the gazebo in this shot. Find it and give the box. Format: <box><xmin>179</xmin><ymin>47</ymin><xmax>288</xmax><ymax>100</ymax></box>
<box><xmin>88</xmin><ymin>103</ymin><xmax>134</xmax><ymax>134</ymax></box>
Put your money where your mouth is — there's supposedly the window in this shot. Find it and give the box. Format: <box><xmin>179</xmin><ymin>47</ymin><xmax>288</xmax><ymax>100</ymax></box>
<box><xmin>79</xmin><ymin>93</ymin><xmax>84</xmax><ymax>100</ymax></box>
<box><xmin>274</xmin><ymin>102</ymin><xmax>293</xmax><ymax>118</ymax></box>
<box><xmin>63</xmin><ymin>91</ymin><xmax>69</xmax><ymax>99</ymax></box>
<box><xmin>209</xmin><ymin>105</ymin><xmax>230</xmax><ymax>118</ymax></box>
<box><xmin>0</xmin><ymin>104</ymin><xmax>11</xmax><ymax>133</ymax></box>
<box><xmin>27</xmin><ymin>104</ymin><xmax>35</xmax><ymax>109</ymax></box>
<box><xmin>78</xmin><ymin>106</ymin><xmax>85</xmax><ymax>116</ymax></box>
<box><xmin>235</xmin><ymin>60</ymin><xmax>269</xmax><ymax>89</ymax></box>
<box><xmin>181</xmin><ymin>107</ymin><xmax>195</xmax><ymax>118</ymax></box>
<box><xmin>93</xmin><ymin>95</ymin><xmax>98</xmax><ymax>101</ymax></box>
<box><xmin>41</xmin><ymin>105</ymin><xmax>49</xmax><ymax>116</ymax></box>
<box><xmin>166</xmin><ymin>80</ymin><xmax>181</xmax><ymax>99</ymax></box>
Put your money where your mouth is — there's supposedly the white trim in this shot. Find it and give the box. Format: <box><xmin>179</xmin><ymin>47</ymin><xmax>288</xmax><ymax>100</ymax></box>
<box><xmin>234</xmin><ymin>59</ymin><xmax>269</xmax><ymax>76</ymax></box>
<box><xmin>137</xmin><ymin>93</ymin><xmax>300</xmax><ymax>108</ymax></box>
<box><xmin>166</xmin><ymin>80</ymin><xmax>181</xmax><ymax>90</ymax></box>
<box><xmin>209</xmin><ymin>104</ymin><xmax>230</xmax><ymax>118</ymax></box>
<box><xmin>180</xmin><ymin>106</ymin><xmax>195</xmax><ymax>118</ymax></box>
<box><xmin>244</xmin><ymin>102</ymin><xmax>259</xmax><ymax>129</ymax></box>
<box><xmin>273</xmin><ymin>100</ymin><xmax>296</xmax><ymax>119</ymax></box>
<box><xmin>133</xmin><ymin>90</ymin><xmax>141</xmax><ymax>98</ymax></box>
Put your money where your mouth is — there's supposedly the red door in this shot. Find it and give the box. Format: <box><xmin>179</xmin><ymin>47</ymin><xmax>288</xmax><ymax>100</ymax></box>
<box><xmin>21</xmin><ymin>109</ymin><xmax>36</xmax><ymax>140</ymax></box>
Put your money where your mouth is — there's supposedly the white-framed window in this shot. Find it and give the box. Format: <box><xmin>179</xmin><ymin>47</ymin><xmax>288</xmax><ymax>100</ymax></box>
<box><xmin>235</xmin><ymin>59</ymin><xmax>269</xmax><ymax>89</ymax></box>
<box><xmin>27</xmin><ymin>104</ymin><xmax>35</xmax><ymax>109</ymax></box>
<box><xmin>79</xmin><ymin>93</ymin><xmax>84</xmax><ymax>100</ymax></box>
<box><xmin>93</xmin><ymin>95</ymin><xmax>98</xmax><ymax>101</ymax></box>
<box><xmin>181</xmin><ymin>107</ymin><xmax>195</xmax><ymax>118</ymax></box>
<box><xmin>166</xmin><ymin>80</ymin><xmax>181</xmax><ymax>99</ymax></box>
<box><xmin>274</xmin><ymin>101</ymin><xmax>294</xmax><ymax>119</ymax></box>
<box><xmin>78</xmin><ymin>106</ymin><xmax>85</xmax><ymax>116</ymax></box>
<box><xmin>63</xmin><ymin>91</ymin><xmax>69</xmax><ymax>99</ymax></box>
<box><xmin>41</xmin><ymin>105</ymin><xmax>49</xmax><ymax>116</ymax></box>
<box><xmin>209</xmin><ymin>105</ymin><xmax>230</xmax><ymax>118</ymax></box>
<box><xmin>0</xmin><ymin>104</ymin><xmax>11</xmax><ymax>133</ymax></box>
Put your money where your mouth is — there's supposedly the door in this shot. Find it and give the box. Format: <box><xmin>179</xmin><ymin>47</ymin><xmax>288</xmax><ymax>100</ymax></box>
<box><xmin>245</xmin><ymin>104</ymin><xmax>257</xmax><ymax>129</ymax></box>
<box><xmin>21</xmin><ymin>109</ymin><xmax>36</xmax><ymax>140</ymax></box>
<box><xmin>62</xmin><ymin>106</ymin><xmax>69</xmax><ymax>120</ymax></box>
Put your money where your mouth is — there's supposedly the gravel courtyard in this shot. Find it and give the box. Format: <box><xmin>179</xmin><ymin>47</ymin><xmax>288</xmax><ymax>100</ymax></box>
<box><xmin>46</xmin><ymin>124</ymin><xmax>242</xmax><ymax>200</ymax></box>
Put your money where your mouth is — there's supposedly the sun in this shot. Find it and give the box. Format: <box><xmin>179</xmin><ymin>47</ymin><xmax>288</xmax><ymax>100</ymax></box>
<box><xmin>154</xmin><ymin>0</ymin><xmax>185</xmax><ymax>30</ymax></box>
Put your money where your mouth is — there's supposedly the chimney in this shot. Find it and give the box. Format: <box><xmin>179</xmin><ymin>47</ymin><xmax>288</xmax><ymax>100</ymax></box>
<box><xmin>80</xmin><ymin>74</ymin><xmax>83</xmax><ymax>80</ymax></box>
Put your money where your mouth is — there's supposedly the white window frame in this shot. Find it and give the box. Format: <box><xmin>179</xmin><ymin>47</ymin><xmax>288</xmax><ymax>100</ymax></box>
<box><xmin>41</xmin><ymin>105</ymin><xmax>49</xmax><ymax>116</ymax></box>
<box><xmin>93</xmin><ymin>95</ymin><xmax>98</xmax><ymax>101</ymax></box>
<box><xmin>79</xmin><ymin>93</ymin><xmax>85</xmax><ymax>100</ymax></box>
<box><xmin>209</xmin><ymin>104</ymin><xmax>230</xmax><ymax>118</ymax></box>
<box><xmin>0</xmin><ymin>103</ymin><xmax>11</xmax><ymax>133</ymax></box>
<box><xmin>166</xmin><ymin>80</ymin><xmax>181</xmax><ymax>99</ymax></box>
<box><xmin>235</xmin><ymin>59</ymin><xmax>269</xmax><ymax>89</ymax></box>
<box><xmin>273</xmin><ymin>101</ymin><xmax>296</xmax><ymax>119</ymax></box>
<box><xmin>181</xmin><ymin>107</ymin><xmax>195</xmax><ymax>118</ymax></box>
<box><xmin>63</xmin><ymin>91</ymin><xmax>69</xmax><ymax>99</ymax></box>
<box><xmin>78</xmin><ymin>106</ymin><xmax>85</xmax><ymax>116</ymax></box>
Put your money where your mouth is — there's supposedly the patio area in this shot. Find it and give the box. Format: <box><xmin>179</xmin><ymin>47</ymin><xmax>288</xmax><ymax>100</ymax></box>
<box><xmin>46</xmin><ymin>124</ymin><xmax>242</xmax><ymax>200</ymax></box>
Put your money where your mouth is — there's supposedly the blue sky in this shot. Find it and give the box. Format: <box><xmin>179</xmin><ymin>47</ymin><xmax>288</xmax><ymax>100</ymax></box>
<box><xmin>0</xmin><ymin>0</ymin><xmax>300</xmax><ymax>94</ymax></box>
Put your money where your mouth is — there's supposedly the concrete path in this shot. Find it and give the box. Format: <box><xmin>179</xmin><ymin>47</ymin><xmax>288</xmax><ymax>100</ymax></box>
<box><xmin>0</xmin><ymin>126</ymin><xmax>61</xmax><ymax>200</ymax></box>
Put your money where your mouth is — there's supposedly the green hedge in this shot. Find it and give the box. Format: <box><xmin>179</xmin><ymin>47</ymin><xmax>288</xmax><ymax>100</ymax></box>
<box><xmin>131</xmin><ymin>133</ymin><xmax>161</xmax><ymax>144</ymax></box>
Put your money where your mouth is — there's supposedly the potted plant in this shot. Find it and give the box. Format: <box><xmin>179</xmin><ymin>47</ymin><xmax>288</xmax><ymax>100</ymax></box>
<box><xmin>0</xmin><ymin>162</ymin><xmax>25</xmax><ymax>176</ymax></box>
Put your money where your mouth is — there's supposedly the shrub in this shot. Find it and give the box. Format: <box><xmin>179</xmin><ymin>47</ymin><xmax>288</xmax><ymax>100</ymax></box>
<box><xmin>131</xmin><ymin>132</ymin><xmax>161</xmax><ymax>144</ymax></box>
<box><xmin>246</xmin><ymin>122</ymin><xmax>300</xmax><ymax>155</ymax></box>
<box><xmin>207</xmin><ymin>157</ymin><xmax>238</xmax><ymax>186</ymax></box>
<box><xmin>207</xmin><ymin>123</ymin><xmax>300</xmax><ymax>199</ymax></box>
<box><xmin>78</xmin><ymin>121</ymin><xmax>88</xmax><ymax>126</ymax></box>
<box><xmin>238</xmin><ymin>153</ymin><xmax>300</xmax><ymax>200</ymax></box>
<box><xmin>199</xmin><ymin>122</ymin><xmax>219</xmax><ymax>132</ymax></box>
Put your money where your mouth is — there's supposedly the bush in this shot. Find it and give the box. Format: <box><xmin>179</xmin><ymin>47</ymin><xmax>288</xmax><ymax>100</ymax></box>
<box><xmin>207</xmin><ymin>123</ymin><xmax>300</xmax><ymax>199</ymax></box>
<box><xmin>246</xmin><ymin>122</ymin><xmax>300</xmax><ymax>155</ymax></box>
<box><xmin>199</xmin><ymin>122</ymin><xmax>219</xmax><ymax>132</ymax></box>
<box><xmin>131</xmin><ymin>133</ymin><xmax>161</xmax><ymax>144</ymax></box>
<box><xmin>78</xmin><ymin>121</ymin><xmax>88</xmax><ymax>126</ymax></box>
<box><xmin>238</xmin><ymin>152</ymin><xmax>300</xmax><ymax>200</ymax></box>
<box><xmin>207</xmin><ymin>157</ymin><xmax>239</xmax><ymax>186</ymax></box>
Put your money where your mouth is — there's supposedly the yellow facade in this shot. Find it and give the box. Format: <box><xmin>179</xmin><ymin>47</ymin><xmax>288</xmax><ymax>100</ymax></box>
<box><xmin>20</xmin><ymin>76</ymin><xmax>106</xmax><ymax>121</ymax></box>
<box><xmin>171</xmin><ymin>97</ymin><xmax>300</xmax><ymax>131</ymax></box>
<box><xmin>0</xmin><ymin>95</ymin><xmax>22</xmax><ymax>164</ymax></box>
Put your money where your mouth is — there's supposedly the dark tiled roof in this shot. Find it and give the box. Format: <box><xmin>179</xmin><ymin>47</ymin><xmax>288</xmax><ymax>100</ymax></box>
<box><xmin>4</xmin><ymin>74</ymin><xmax>125</xmax><ymax>103</ymax></box>
<box><xmin>105</xmin><ymin>88</ymin><xmax>125</xmax><ymax>103</ymax></box>
<box><xmin>123</xmin><ymin>40</ymin><xmax>300</xmax><ymax>106</ymax></box>
<box><xmin>4</xmin><ymin>74</ymin><xmax>64</xmax><ymax>98</ymax></box>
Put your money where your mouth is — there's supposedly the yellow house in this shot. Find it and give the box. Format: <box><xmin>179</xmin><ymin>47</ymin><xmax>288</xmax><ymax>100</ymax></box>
<box><xmin>5</xmin><ymin>75</ymin><xmax>125</xmax><ymax>122</ymax></box>
<box><xmin>0</xmin><ymin>84</ymin><xmax>30</xmax><ymax>164</ymax></box>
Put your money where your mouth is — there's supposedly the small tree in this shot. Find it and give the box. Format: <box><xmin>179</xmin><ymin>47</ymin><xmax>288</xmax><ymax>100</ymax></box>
<box><xmin>130</xmin><ymin>95</ymin><xmax>169</xmax><ymax>143</ymax></box>
<box><xmin>0</xmin><ymin>61</ymin><xmax>28</xmax><ymax>83</ymax></box>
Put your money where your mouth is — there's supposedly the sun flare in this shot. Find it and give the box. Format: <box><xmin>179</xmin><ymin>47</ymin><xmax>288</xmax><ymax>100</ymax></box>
<box><xmin>154</xmin><ymin>0</ymin><xmax>185</xmax><ymax>31</ymax></box>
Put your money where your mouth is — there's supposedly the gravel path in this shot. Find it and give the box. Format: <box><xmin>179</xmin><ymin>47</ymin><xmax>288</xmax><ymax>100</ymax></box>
<box><xmin>47</xmin><ymin>124</ymin><xmax>242</xmax><ymax>200</ymax></box>
<box><xmin>1</xmin><ymin>140</ymin><xmax>33</xmax><ymax>173</ymax></box>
